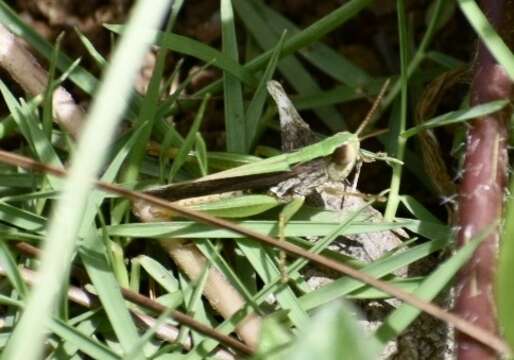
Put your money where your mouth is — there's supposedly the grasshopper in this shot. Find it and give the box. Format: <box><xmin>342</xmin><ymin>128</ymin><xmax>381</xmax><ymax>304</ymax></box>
<box><xmin>132</xmin><ymin>79</ymin><xmax>401</xmax><ymax>345</ymax></box>
<box><xmin>140</xmin><ymin>80</ymin><xmax>398</xmax><ymax>205</ymax></box>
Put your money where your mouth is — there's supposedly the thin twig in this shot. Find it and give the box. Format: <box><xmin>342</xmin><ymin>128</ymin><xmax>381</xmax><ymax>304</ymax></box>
<box><xmin>0</xmin><ymin>149</ymin><xmax>509</xmax><ymax>356</ymax></box>
<box><xmin>11</xmin><ymin>242</ymin><xmax>245</xmax><ymax>357</ymax></box>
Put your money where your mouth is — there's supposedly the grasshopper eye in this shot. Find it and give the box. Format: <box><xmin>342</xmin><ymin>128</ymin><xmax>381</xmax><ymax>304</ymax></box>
<box><xmin>332</xmin><ymin>143</ymin><xmax>355</xmax><ymax>167</ymax></box>
<box><xmin>327</xmin><ymin>140</ymin><xmax>360</xmax><ymax>181</ymax></box>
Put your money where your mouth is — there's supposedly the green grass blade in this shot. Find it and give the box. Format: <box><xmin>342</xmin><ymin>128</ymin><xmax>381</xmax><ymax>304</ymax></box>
<box><xmin>2</xmin><ymin>2</ymin><xmax>171</xmax><ymax>359</ymax></box>
<box><xmin>80</xmin><ymin>232</ymin><xmax>143</xmax><ymax>358</ymax></box>
<box><xmin>249</xmin><ymin>0</ymin><xmax>371</xmax><ymax>87</ymax></box>
<box><xmin>374</xmin><ymin>227</ymin><xmax>489</xmax><ymax>347</ymax></box>
<box><xmin>48</xmin><ymin>318</ymin><xmax>121</xmax><ymax>360</ymax></box>
<box><xmin>384</xmin><ymin>0</ymin><xmax>408</xmax><ymax>221</ymax></box>
<box><xmin>168</xmin><ymin>95</ymin><xmax>210</xmax><ymax>181</ymax></box>
<box><xmin>0</xmin><ymin>173</ymin><xmax>41</xmax><ymax>189</ymax></box>
<box><xmin>42</xmin><ymin>33</ymin><xmax>63</xmax><ymax>138</ymax></box>
<box><xmin>106</xmin><ymin>219</ymin><xmax>409</xmax><ymax>239</ymax></box>
<box><xmin>497</xmin><ymin>178</ymin><xmax>514</xmax><ymax>351</ymax></box>
<box><xmin>234</xmin><ymin>0</ymin><xmax>345</xmax><ymax>131</ymax></box>
<box><xmin>0</xmin><ymin>82</ymin><xmax>63</xmax><ymax>188</ymax></box>
<box><xmin>75</xmin><ymin>127</ymin><xmax>155</xmax><ymax>354</ymax></box>
<box><xmin>381</xmin><ymin>0</ymin><xmax>446</xmax><ymax>110</ymax></box>
<box><xmin>74</xmin><ymin>28</ymin><xmax>107</xmax><ymax>67</ymax></box>
<box><xmin>105</xmin><ymin>25</ymin><xmax>256</xmax><ymax>85</ymax></box>
<box><xmin>56</xmin><ymin>313</ymin><xmax>103</xmax><ymax>358</ymax></box>
<box><xmin>123</xmin><ymin>7</ymin><xmax>180</xmax><ymax>185</ymax></box>
<box><xmin>245</xmin><ymin>32</ymin><xmax>285</xmax><ymax>150</ymax></box>
<box><xmin>0</xmin><ymin>202</ymin><xmax>46</xmax><ymax>231</ymax></box>
<box><xmin>401</xmin><ymin>99</ymin><xmax>509</xmax><ymax>138</ymax></box>
<box><xmin>299</xmin><ymin>238</ymin><xmax>447</xmax><ymax>311</ymax></box>
<box><xmin>138</xmin><ymin>255</ymin><xmax>179</xmax><ymax>294</ymax></box>
<box><xmin>0</xmin><ymin>240</ymin><xmax>28</xmax><ymax>297</ymax></box>
<box><xmin>457</xmin><ymin>0</ymin><xmax>514</xmax><ymax>80</ymax></box>
<box><xmin>221</xmin><ymin>0</ymin><xmax>246</xmax><ymax>153</ymax></box>
<box><xmin>399</xmin><ymin>195</ymin><xmax>442</xmax><ymax>224</ymax></box>
<box><xmin>237</xmin><ymin>239</ymin><xmax>311</xmax><ymax>327</ymax></box>
<box><xmin>285</xmin><ymin>301</ymin><xmax>380</xmax><ymax>360</ymax></box>
<box><xmin>194</xmin><ymin>133</ymin><xmax>208</xmax><ymax>176</ymax></box>
<box><xmin>346</xmin><ymin>277</ymin><xmax>423</xmax><ymax>300</ymax></box>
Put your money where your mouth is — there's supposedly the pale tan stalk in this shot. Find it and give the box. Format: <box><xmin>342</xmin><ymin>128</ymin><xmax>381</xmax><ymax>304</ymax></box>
<box><xmin>159</xmin><ymin>239</ymin><xmax>262</xmax><ymax>348</ymax></box>
<box><xmin>0</xmin><ymin>264</ymin><xmax>235</xmax><ymax>360</ymax></box>
<box><xmin>0</xmin><ymin>23</ymin><xmax>84</xmax><ymax>138</ymax></box>
<box><xmin>134</xmin><ymin>194</ymin><xmax>262</xmax><ymax>348</ymax></box>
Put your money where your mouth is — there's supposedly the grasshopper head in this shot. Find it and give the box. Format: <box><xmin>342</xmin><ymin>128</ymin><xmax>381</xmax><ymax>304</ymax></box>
<box><xmin>327</xmin><ymin>136</ymin><xmax>360</xmax><ymax>181</ymax></box>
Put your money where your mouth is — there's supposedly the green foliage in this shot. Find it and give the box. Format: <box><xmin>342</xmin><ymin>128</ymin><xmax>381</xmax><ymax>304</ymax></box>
<box><xmin>0</xmin><ymin>0</ymin><xmax>510</xmax><ymax>358</ymax></box>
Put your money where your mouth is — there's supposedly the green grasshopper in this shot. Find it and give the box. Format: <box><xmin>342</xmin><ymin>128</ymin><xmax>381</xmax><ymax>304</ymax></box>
<box><xmin>131</xmin><ymin>80</ymin><xmax>402</xmax><ymax>342</ymax></box>
<box><xmin>142</xmin><ymin>80</ymin><xmax>398</xmax><ymax>204</ymax></box>
<box><xmin>136</xmin><ymin>80</ymin><xmax>398</xmax><ymax>283</ymax></box>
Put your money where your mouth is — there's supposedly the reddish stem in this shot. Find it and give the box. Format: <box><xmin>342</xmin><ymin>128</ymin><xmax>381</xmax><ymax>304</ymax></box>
<box><xmin>456</xmin><ymin>0</ymin><xmax>511</xmax><ymax>358</ymax></box>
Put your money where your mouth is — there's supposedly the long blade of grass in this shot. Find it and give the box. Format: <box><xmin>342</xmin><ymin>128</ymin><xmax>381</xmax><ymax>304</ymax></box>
<box><xmin>299</xmin><ymin>238</ymin><xmax>447</xmax><ymax>311</ymax></box>
<box><xmin>0</xmin><ymin>83</ymin><xmax>63</xmax><ymax>188</ymax></box>
<box><xmin>123</xmin><ymin>2</ymin><xmax>183</xmax><ymax>184</ymax></box>
<box><xmin>106</xmin><ymin>219</ymin><xmax>409</xmax><ymax>239</ymax></box>
<box><xmin>168</xmin><ymin>95</ymin><xmax>210</xmax><ymax>181</ymax></box>
<box><xmin>384</xmin><ymin>0</ymin><xmax>408</xmax><ymax>221</ymax></box>
<box><xmin>457</xmin><ymin>0</ymin><xmax>514</xmax><ymax>80</ymax></box>
<box><xmin>374</xmin><ymin>225</ymin><xmax>492</xmax><ymax>348</ymax></box>
<box><xmin>497</xmin><ymin>177</ymin><xmax>514</xmax><ymax>351</ymax></box>
<box><xmin>286</xmin><ymin>301</ymin><xmax>380</xmax><ymax>360</ymax></box>
<box><xmin>105</xmin><ymin>24</ymin><xmax>255</xmax><ymax>85</ymax></box>
<box><xmin>0</xmin><ymin>240</ymin><xmax>28</xmax><ymax>297</ymax></box>
<box><xmin>237</xmin><ymin>239</ymin><xmax>311</xmax><ymax>327</ymax></box>
<box><xmin>76</xmin><ymin>127</ymin><xmax>152</xmax><ymax>356</ymax></box>
<box><xmin>234</xmin><ymin>0</ymin><xmax>345</xmax><ymax>131</ymax></box>
<box><xmin>401</xmin><ymin>99</ymin><xmax>509</xmax><ymax>138</ymax></box>
<box><xmin>245</xmin><ymin>32</ymin><xmax>285</xmax><ymax>150</ymax></box>
<box><xmin>249</xmin><ymin>0</ymin><xmax>371</xmax><ymax>87</ymax></box>
<box><xmin>2</xmin><ymin>2</ymin><xmax>171</xmax><ymax>359</ymax></box>
<box><xmin>222</xmin><ymin>0</ymin><xmax>247</xmax><ymax>153</ymax></box>
<box><xmin>0</xmin><ymin>202</ymin><xmax>46</xmax><ymax>231</ymax></box>
<box><xmin>48</xmin><ymin>318</ymin><xmax>121</xmax><ymax>360</ymax></box>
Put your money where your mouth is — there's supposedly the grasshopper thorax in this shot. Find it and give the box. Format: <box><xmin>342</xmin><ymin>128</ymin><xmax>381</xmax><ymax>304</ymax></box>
<box><xmin>327</xmin><ymin>136</ymin><xmax>360</xmax><ymax>181</ymax></box>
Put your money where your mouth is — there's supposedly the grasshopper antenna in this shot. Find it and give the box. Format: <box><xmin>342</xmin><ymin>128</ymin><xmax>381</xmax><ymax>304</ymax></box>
<box><xmin>359</xmin><ymin>128</ymin><xmax>389</xmax><ymax>141</ymax></box>
<box><xmin>355</xmin><ymin>78</ymin><xmax>391</xmax><ymax>137</ymax></box>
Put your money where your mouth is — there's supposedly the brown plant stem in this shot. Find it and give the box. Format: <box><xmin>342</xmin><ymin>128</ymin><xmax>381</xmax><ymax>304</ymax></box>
<box><xmin>134</xmin><ymin>193</ymin><xmax>263</xmax><ymax>348</ymax></box>
<box><xmin>10</xmin><ymin>241</ymin><xmax>245</xmax><ymax>358</ymax></box>
<box><xmin>456</xmin><ymin>0</ymin><xmax>512</xmax><ymax>358</ymax></box>
<box><xmin>0</xmin><ymin>149</ymin><xmax>509</xmax><ymax>356</ymax></box>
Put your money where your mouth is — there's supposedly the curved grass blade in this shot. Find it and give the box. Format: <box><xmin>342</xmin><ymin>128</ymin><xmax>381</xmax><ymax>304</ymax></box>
<box><xmin>2</xmin><ymin>2</ymin><xmax>171</xmax><ymax>359</ymax></box>
<box><xmin>401</xmin><ymin>99</ymin><xmax>509</xmax><ymax>138</ymax></box>
<box><xmin>374</xmin><ymin>225</ymin><xmax>492</xmax><ymax>348</ymax></box>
